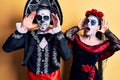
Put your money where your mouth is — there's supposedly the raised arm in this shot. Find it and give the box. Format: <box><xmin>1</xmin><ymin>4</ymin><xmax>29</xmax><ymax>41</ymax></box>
<box><xmin>98</xmin><ymin>19</ymin><xmax>120</xmax><ymax>51</ymax></box>
<box><xmin>55</xmin><ymin>32</ymin><xmax>72</xmax><ymax>60</ymax></box>
<box><xmin>2</xmin><ymin>11</ymin><xmax>36</xmax><ymax>52</ymax></box>
<box><xmin>65</xmin><ymin>18</ymin><xmax>86</xmax><ymax>41</ymax></box>
<box><xmin>2</xmin><ymin>30</ymin><xmax>26</xmax><ymax>52</ymax></box>
<box><xmin>50</xmin><ymin>13</ymin><xmax>72</xmax><ymax>60</ymax></box>
<box><xmin>105</xmin><ymin>29</ymin><xmax>120</xmax><ymax>51</ymax></box>
<box><xmin>65</xmin><ymin>26</ymin><xmax>80</xmax><ymax>41</ymax></box>
<box><xmin>98</xmin><ymin>20</ymin><xmax>120</xmax><ymax>61</ymax></box>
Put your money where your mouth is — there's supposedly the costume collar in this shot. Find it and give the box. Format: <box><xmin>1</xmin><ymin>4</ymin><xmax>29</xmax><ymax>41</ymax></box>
<box><xmin>74</xmin><ymin>35</ymin><xmax>110</xmax><ymax>53</ymax></box>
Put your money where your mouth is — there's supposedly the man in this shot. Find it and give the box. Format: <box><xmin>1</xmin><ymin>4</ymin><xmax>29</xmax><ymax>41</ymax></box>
<box><xmin>2</xmin><ymin>1</ymin><xmax>72</xmax><ymax>80</ymax></box>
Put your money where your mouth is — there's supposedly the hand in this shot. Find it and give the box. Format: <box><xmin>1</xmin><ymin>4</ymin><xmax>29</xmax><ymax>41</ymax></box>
<box><xmin>78</xmin><ymin>18</ymin><xmax>86</xmax><ymax>30</ymax></box>
<box><xmin>50</xmin><ymin>13</ymin><xmax>60</xmax><ymax>29</ymax></box>
<box><xmin>21</xmin><ymin>11</ymin><xmax>36</xmax><ymax>30</ymax></box>
<box><xmin>98</xmin><ymin>19</ymin><xmax>109</xmax><ymax>33</ymax></box>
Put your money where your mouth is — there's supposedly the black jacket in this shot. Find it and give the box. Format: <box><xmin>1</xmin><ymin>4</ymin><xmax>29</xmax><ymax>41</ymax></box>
<box><xmin>3</xmin><ymin>30</ymin><xmax>72</xmax><ymax>74</ymax></box>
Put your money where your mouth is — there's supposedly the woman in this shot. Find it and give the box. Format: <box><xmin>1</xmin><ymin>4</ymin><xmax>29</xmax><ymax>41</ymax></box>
<box><xmin>65</xmin><ymin>9</ymin><xmax>120</xmax><ymax>80</ymax></box>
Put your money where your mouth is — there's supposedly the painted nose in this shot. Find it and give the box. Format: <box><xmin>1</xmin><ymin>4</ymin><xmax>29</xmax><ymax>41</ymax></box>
<box><xmin>41</xmin><ymin>20</ymin><xmax>45</xmax><ymax>23</ymax></box>
<box><xmin>85</xmin><ymin>19</ymin><xmax>90</xmax><ymax>26</ymax></box>
<box><xmin>88</xmin><ymin>21</ymin><xmax>91</xmax><ymax>26</ymax></box>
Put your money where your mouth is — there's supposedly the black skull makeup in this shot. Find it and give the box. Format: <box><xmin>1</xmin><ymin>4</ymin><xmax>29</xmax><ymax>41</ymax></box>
<box><xmin>36</xmin><ymin>9</ymin><xmax>50</xmax><ymax>31</ymax></box>
<box><xmin>85</xmin><ymin>15</ymin><xmax>99</xmax><ymax>27</ymax></box>
<box><xmin>36</xmin><ymin>15</ymin><xmax>50</xmax><ymax>21</ymax></box>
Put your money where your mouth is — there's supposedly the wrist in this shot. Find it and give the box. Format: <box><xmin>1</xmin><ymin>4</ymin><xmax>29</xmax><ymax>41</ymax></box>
<box><xmin>21</xmin><ymin>25</ymin><xmax>28</xmax><ymax>30</ymax></box>
<box><xmin>16</xmin><ymin>22</ymin><xmax>28</xmax><ymax>33</ymax></box>
<box><xmin>104</xmin><ymin>29</ymin><xmax>109</xmax><ymax>34</ymax></box>
<box><xmin>52</xmin><ymin>25</ymin><xmax>61</xmax><ymax>34</ymax></box>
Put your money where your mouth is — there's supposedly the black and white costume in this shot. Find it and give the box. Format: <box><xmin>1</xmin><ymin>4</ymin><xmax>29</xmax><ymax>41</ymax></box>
<box><xmin>3</xmin><ymin>26</ymin><xmax>72</xmax><ymax>75</ymax></box>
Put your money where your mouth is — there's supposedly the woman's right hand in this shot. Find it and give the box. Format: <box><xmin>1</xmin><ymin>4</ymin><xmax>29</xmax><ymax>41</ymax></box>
<box><xmin>21</xmin><ymin>11</ymin><xmax>36</xmax><ymax>30</ymax></box>
<box><xmin>78</xmin><ymin>18</ymin><xmax>86</xmax><ymax>30</ymax></box>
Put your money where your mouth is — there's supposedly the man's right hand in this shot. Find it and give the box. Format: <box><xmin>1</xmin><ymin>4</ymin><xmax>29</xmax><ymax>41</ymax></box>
<box><xmin>21</xmin><ymin>11</ymin><xmax>36</xmax><ymax>30</ymax></box>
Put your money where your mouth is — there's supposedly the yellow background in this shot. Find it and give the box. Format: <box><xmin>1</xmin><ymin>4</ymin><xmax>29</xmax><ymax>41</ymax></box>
<box><xmin>0</xmin><ymin>0</ymin><xmax>120</xmax><ymax>80</ymax></box>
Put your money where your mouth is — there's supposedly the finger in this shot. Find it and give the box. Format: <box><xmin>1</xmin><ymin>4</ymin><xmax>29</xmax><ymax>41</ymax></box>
<box><xmin>51</xmin><ymin>13</ymin><xmax>57</xmax><ymax>20</ymax></box>
<box><xmin>50</xmin><ymin>13</ymin><xmax>54</xmax><ymax>21</ymax></box>
<box><xmin>105</xmin><ymin>20</ymin><xmax>109</xmax><ymax>29</ymax></box>
<box><xmin>51</xmin><ymin>13</ymin><xmax>59</xmax><ymax>24</ymax></box>
<box><xmin>80</xmin><ymin>18</ymin><xmax>86</xmax><ymax>25</ymax></box>
<box><xmin>102</xmin><ymin>19</ymin><xmax>108</xmax><ymax>29</ymax></box>
<box><xmin>102</xmin><ymin>19</ymin><xmax>105</xmax><ymax>26</ymax></box>
<box><xmin>82</xmin><ymin>18</ymin><xmax>86</xmax><ymax>25</ymax></box>
<box><xmin>105</xmin><ymin>20</ymin><xmax>108</xmax><ymax>26</ymax></box>
<box><xmin>55</xmin><ymin>14</ymin><xmax>59</xmax><ymax>20</ymax></box>
<box><xmin>55</xmin><ymin>14</ymin><xmax>60</xmax><ymax>23</ymax></box>
<box><xmin>97</xmin><ymin>29</ymin><xmax>101</xmax><ymax>32</ymax></box>
<box><xmin>78</xmin><ymin>18</ymin><xmax>86</xmax><ymax>29</ymax></box>
<box><xmin>29</xmin><ymin>11</ymin><xmax>36</xmax><ymax>19</ymax></box>
<box><xmin>24</xmin><ymin>14</ymin><xmax>29</xmax><ymax>18</ymax></box>
<box><xmin>48</xmin><ymin>25</ymin><xmax>53</xmax><ymax>29</ymax></box>
<box><xmin>32</xmin><ymin>11</ymin><xmax>36</xmax><ymax>16</ymax></box>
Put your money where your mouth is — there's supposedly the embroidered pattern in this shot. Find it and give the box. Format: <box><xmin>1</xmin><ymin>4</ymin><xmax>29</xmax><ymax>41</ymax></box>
<box><xmin>57</xmin><ymin>33</ymin><xmax>64</xmax><ymax>40</ymax></box>
<box><xmin>12</xmin><ymin>33</ymin><xmax>23</xmax><ymax>39</ymax></box>
<box><xmin>44</xmin><ymin>45</ymin><xmax>49</xmax><ymax>73</ymax></box>
<box><xmin>66</xmin><ymin>27</ymin><xmax>79</xmax><ymax>41</ymax></box>
<box><xmin>36</xmin><ymin>45</ymin><xmax>42</xmax><ymax>75</ymax></box>
<box><xmin>31</xmin><ymin>31</ymin><xmax>59</xmax><ymax>74</ymax></box>
<box><xmin>52</xmin><ymin>46</ymin><xmax>60</xmax><ymax>67</ymax></box>
<box><xmin>24</xmin><ymin>0</ymin><xmax>51</xmax><ymax>15</ymax></box>
<box><xmin>39</xmin><ymin>37</ymin><xmax>48</xmax><ymax>49</ymax></box>
<box><xmin>24</xmin><ymin>0</ymin><xmax>39</xmax><ymax>15</ymax></box>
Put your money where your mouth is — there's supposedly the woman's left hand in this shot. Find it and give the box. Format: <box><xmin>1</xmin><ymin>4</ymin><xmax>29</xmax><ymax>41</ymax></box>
<box><xmin>98</xmin><ymin>19</ymin><xmax>109</xmax><ymax>33</ymax></box>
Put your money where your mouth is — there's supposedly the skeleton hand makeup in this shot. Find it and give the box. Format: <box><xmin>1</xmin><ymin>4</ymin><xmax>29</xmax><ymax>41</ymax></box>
<box><xmin>36</xmin><ymin>9</ymin><xmax>50</xmax><ymax>31</ymax></box>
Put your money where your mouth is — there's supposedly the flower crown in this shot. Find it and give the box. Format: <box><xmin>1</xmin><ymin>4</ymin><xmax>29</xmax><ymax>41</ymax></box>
<box><xmin>85</xmin><ymin>9</ymin><xmax>104</xmax><ymax>19</ymax></box>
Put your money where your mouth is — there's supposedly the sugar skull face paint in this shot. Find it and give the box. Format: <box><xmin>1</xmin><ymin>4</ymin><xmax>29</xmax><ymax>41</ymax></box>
<box><xmin>85</xmin><ymin>15</ymin><xmax>99</xmax><ymax>27</ymax></box>
<box><xmin>84</xmin><ymin>15</ymin><xmax>100</xmax><ymax>36</ymax></box>
<box><xmin>36</xmin><ymin>9</ymin><xmax>50</xmax><ymax>31</ymax></box>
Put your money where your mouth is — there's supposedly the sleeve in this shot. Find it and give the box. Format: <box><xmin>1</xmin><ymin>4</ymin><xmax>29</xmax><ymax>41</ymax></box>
<box><xmin>64</xmin><ymin>26</ymin><xmax>80</xmax><ymax>41</ymax></box>
<box><xmin>104</xmin><ymin>29</ymin><xmax>120</xmax><ymax>51</ymax></box>
<box><xmin>55</xmin><ymin>31</ymin><xmax>72</xmax><ymax>60</ymax></box>
<box><xmin>98</xmin><ymin>50</ymin><xmax>115</xmax><ymax>61</ymax></box>
<box><xmin>98</xmin><ymin>29</ymin><xmax>120</xmax><ymax>61</ymax></box>
<box><xmin>2</xmin><ymin>30</ymin><xmax>26</xmax><ymax>52</ymax></box>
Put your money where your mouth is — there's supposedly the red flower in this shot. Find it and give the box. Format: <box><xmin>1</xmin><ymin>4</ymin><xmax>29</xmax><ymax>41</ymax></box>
<box><xmin>81</xmin><ymin>64</ymin><xmax>96</xmax><ymax>80</ymax></box>
<box><xmin>89</xmin><ymin>67</ymin><xmax>95</xmax><ymax>80</ymax></box>
<box><xmin>81</xmin><ymin>64</ymin><xmax>91</xmax><ymax>72</ymax></box>
<box><xmin>85</xmin><ymin>9</ymin><xmax>104</xmax><ymax>19</ymax></box>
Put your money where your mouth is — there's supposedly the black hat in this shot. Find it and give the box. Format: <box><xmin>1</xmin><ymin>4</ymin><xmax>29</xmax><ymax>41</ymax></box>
<box><xmin>23</xmin><ymin>0</ymin><xmax>63</xmax><ymax>25</ymax></box>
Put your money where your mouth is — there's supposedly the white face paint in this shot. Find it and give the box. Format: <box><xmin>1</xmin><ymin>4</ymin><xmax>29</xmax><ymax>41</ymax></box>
<box><xmin>36</xmin><ymin>9</ymin><xmax>50</xmax><ymax>31</ymax></box>
<box><xmin>84</xmin><ymin>15</ymin><xmax>99</xmax><ymax>36</ymax></box>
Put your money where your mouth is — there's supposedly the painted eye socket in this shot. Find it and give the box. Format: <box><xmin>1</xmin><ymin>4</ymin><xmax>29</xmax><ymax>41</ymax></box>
<box><xmin>85</xmin><ymin>19</ymin><xmax>89</xmax><ymax>24</ymax></box>
<box><xmin>36</xmin><ymin>15</ymin><xmax>42</xmax><ymax>20</ymax></box>
<box><xmin>91</xmin><ymin>20</ymin><xmax>96</xmax><ymax>26</ymax></box>
<box><xmin>43</xmin><ymin>16</ymin><xmax>49</xmax><ymax>20</ymax></box>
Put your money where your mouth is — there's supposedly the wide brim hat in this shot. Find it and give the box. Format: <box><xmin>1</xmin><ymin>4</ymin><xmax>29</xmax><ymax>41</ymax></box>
<box><xmin>23</xmin><ymin>0</ymin><xmax>63</xmax><ymax>25</ymax></box>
